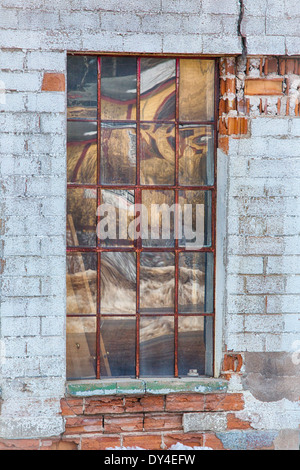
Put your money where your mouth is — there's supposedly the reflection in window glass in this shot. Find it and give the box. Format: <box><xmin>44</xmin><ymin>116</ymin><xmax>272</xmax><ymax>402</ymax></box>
<box><xmin>100</xmin><ymin>122</ymin><xmax>136</xmax><ymax>185</ymax></box>
<box><xmin>140</xmin><ymin>58</ymin><xmax>176</xmax><ymax>121</ymax></box>
<box><xmin>178</xmin><ymin>316</ymin><xmax>206</xmax><ymax>376</ymax></box>
<box><xmin>179</xmin><ymin>252</ymin><xmax>214</xmax><ymax>314</ymax></box>
<box><xmin>67</xmin><ymin>55</ymin><xmax>98</xmax><ymax>120</ymax></box>
<box><xmin>67</xmin><ymin>316</ymin><xmax>96</xmax><ymax>379</ymax></box>
<box><xmin>140</xmin><ymin>123</ymin><xmax>175</xmax><ymax>185</ymax></box>
<box><xmin>140</xmin><ymin>317</ymin><xmax>174</xmax><ymax>377</ymax></box>
<box><xmin>142</xmin><ymin>190</ymin><xmax>175</xmax><ymax>247</ymax></box>
<box><xmin>179</xmin><ymin>59</ymin><xmax>215</xmax><ymax>122</ymax></box>
<box><xmin>179</xmin><ymin>125</ymin><xmax>214</xmax><ymax>186</ymax></box>
<box><xmin>100</xmin><ymin>317</ymin><xmax>136</xmax><ymax>377</ymax></box>
<box><xmin>101</xmin><ymin>56</ymin><xmax>137</xmax><ymax>121</ymax></box>
<box><xmin>179</xmin><ymin>190</ymin><xmax>212</xmax><ymax>248</ymax></box>
<box><xmin>140</xmin><ymin>253</ymin><xmax>175</xmax><ymax>314</ymax></box>
<box><xmin>99</xmin><ymin>189</ymin><xmax>135</xmax><ymax>247</ymax></box>
<box><xmin>67</xmin><ymin>121</ymin><xmax>97</xmax><ymax>184</ymax></box>
<box><xmin>67</xmin><ymin>253</ymin><xmax>97</xmax><ymax>316</ymax></box>
<box><xmin>67</xmin><ymin>188</ymin><xmax>97</xmax><ymax>247</ymax></box>
<box><xmin>101</xmin><ymin>252</ymin><xmax>136</xmax><ymax>315</ymax></box>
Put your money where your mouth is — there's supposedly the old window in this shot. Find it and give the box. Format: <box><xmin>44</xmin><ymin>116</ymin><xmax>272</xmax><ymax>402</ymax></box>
<box><xmin>66</xmin><ymin>55</ymin><xmax>217</xmax><ymax>380</ymax></box>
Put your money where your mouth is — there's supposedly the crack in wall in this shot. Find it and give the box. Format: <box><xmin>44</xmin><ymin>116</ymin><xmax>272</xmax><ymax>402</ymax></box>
<box><xmin>238</xmin><ymin>0</ymin><xmax>247</xmax><ymax>58</ymax></box>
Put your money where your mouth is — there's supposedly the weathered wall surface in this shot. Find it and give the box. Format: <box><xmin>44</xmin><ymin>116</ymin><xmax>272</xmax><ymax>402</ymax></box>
<box><xmin>0</xmin><ymin>0</ymin><xmax>299</xmax><ymax>450</ymax></box>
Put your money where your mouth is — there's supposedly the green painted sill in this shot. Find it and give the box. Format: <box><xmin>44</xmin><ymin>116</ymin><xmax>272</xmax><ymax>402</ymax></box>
<box><xmin>66</xmin><ymin>378</ymin><xmax>228</xmax><ymax>397</ymax></box>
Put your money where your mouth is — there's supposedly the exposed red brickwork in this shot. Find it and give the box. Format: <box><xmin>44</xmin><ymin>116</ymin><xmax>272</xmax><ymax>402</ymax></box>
<box><xmin>41</xmin><ymin>73</ymin><xmax>65</xmax><ymax>92</ymax></box>
<box><xmin>223</xmin><ymin>353</ymin><xmax>243</xmax><ymax>373</ymax></box>
<box><xmin>244</xmin><ymin>78</ymin><xmax>283</xmax><ymax>96</ymax></box>
<box><xmin>227</xmin><ymin>413</ymin><xmax>252</xmax><ymax>430</ymax></box>
<box><xmin>218</xmin><ymin>56</ymin><xmax>300</xmax><ymax>147</ymax></box>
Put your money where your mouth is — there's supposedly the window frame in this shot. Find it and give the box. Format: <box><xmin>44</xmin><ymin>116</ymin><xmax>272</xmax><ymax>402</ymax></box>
<box><xmin>66</xmin><ymin>53</ymin><xmax>219</xmax><ymax>380</ymax></box>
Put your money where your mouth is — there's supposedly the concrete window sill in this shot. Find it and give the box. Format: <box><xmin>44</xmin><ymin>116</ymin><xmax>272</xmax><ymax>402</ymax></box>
<box><xmin>66</xmin><ymin>377</ymin><xmax>228</xmax><ymax>397</ymax></box>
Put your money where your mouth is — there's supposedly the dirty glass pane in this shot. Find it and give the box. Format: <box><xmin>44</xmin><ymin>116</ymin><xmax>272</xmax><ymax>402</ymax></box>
<box><xmin>101</xmin><ymin>252</ymin><xmax>136</xmax><ymax>315</ymax></box>
<box><xmin>179</xmin><ymin>252</ymin><xmax>214</xmax><ymax>314</ymax></box>
<box><xmin>66</xmin><ymin>316</ymin><xmax>96</xmax><ymax>379</ymax></box>
<box><xmin>67</xmin><ymin>55</ymin><xmax>98</xmax><ymax>120</ymax></box>
<box><xmin>178</xmin><ymin>316</ymin><xmax>206</xmax><ymax>377</ymax></box>
<box><xmin>140</xmin><ymin>317</ymin><xmax>174</xmax><ymax>377</ymax></box>
<box><xmin>100</xmin><ymin>122</ymin><xmax>136</xmax><ymax>185</ymax></box>
<box><xmin>179</xmin><ymin>125</ymin><xmax>214</xmax><ymax>186</ymax></box>
<box><xmin>67</xmin><ymin>121</ymin><xmax>97</xmax><ymax>184</ymax></box>
<box><xmin>67</xmin><ymin>253</ymin><xmax>97</xmax><ymax>316</ymax></box>
<box><xmin>179</xmin><ymin>59</ymin><xmax>215</xmax><ymax>122</ymax></box>
<box><xmin>101</xmin><ymin>56</ymin><xmax>137</xmax><ymax>121</ymax></box>
<box><xmin>140</xmin><ymin>252</ymin><xmax>175</xmax><ymax>314</ymax></box>
<box><xmin>100</xmin><ymin>317</ymin><xmax>136</xmax><ymax>377</ymax></box>
<box><xmin>99</xmin><ymin>189</ymin><xmax>135</xmax><ymax>247</ymax></box>
<box><xmin>140</xmin><ymin>123</ymin><xmax>175</xmax><ymax>185</ymax></box>
<box><xmin>140</xmin><ymin>58</ymin><xmax>176</xmax><ymax>121</ymax></box>
<box><xmin>142</xmin><ymin>190</ymin><xmax>175</xmax><ymax>247</ymax></box>
<box><xmin>178</xmin><ymin>190</ymin><xmax>212</xmax><ymax>248</ymax></box>
<box><xmin>67</xmin><ymin>187</ymin><xmax>97</xmax><ymax>247</ymax></box>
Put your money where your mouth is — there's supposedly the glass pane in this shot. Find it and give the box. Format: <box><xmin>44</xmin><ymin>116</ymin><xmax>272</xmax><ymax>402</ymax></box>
<box><xmin>100</xmin><ymin>123</ymin><xmax>136</xmax><ymax>185</ymax></box>
<box><xmin>179</xmin><ymin>190</ymin><xmax>212</xmax><ymax>248</ymax></box>
<box><xmin>99</xmin><ymin>189</ymin><xmax>135</xmax><ymax>247</ymax></box>
<box><xmin>179</xmin><ymin>125</ymin><xmax>214</xmax><ymax>186</ymax></box>
<box><xmin>67</xmin><ymin>317</ymin><xmax>96</xmax><ymax>379</ymax></box>
<box><xmin>100</xmin><ymin>317</ymin><xmax>136</xmax><ymax>377</ymax></box>
<box><xmin>67</xmin><ymin>253</ymin><xmax>97</xmax><ymax>316</ymax></box>
<box><xmin>101</xmin><ymin>56</ymin><xmax>137</xmax><ymax>121</ymax></box>
<box><xmin>179</xmin><ymin>252</ymin><xmax>214</xmax><ymax>314</ymax></box>
<box><xmin>67</xmin><ymin>121</ymin><xmax>97</xmax><ymax>184</ymax></box>
<box><xmin>140</xmin><ymin>123</ymin><xmax>175</xmax><ymax>185</ymax></box>
<box><xmin>179</xmin><ymin>59</ymin><xmax>215</xmax><ymax>122</ymax></box>
<box><xmin>178</xmin><ymin>316</ymin><xmax>211</xmax><ymax>377</ymax></box>
<box><xmin>67</xmin><ymin>55</ymin><xmax>98</xmax><ymax>120</ymax></box>
<box><xmin>142</xmin><ymin>190</ymin><xmax>175</xmax><ymax>247</ymax></box>
<box><xmin>140</xmin><ymin>317</ymin><xmax>174</xmax><ymax>377</ymax></box>
<box><xmin>67</xmin><ymin>188</ymin><xmax>97</xmax><ymax>247</ymax></box>
<box><xmin>178</xmin><ymin>252</ymin><xmax>214</xmax><ymax>313</ymax></box>
<box><xmin>140</xmin><ymin>58</ymin><xmax>176</xmax><ymax>121</ymax></box>
<box><xmin>140</xmin><ymin>253</ymin><xmax>175</xmax><ymax>314</ymax></box>
<box><xmin>101</xmin><ymin>252</ymin><xmax>136</xmax><ymax>315</ymax></box>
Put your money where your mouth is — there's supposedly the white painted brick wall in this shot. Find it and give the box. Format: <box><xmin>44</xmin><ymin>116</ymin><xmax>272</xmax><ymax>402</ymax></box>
<box><xmin>0</xmin><ymin>0</ymin><xmax>299</xmax><ymax>442</ymax></box>
<box><xmin>226</xmin><ymin>119</ymin><xmax>300</xmax><ymax>355</ymax></box>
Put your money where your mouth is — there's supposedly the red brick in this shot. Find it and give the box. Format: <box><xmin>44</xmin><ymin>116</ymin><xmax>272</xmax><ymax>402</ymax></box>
<box><xmin>41</xmin><ymin>73</ymin><xmax>65</xmax><ymax>92</ymax></box>
<box><xmin>205</xmin><ymin>393</ymin><xmax>244</xmax><ymax>412</ymax></box>
<box><xmin>227</xmin><ymin>413</ymin><xmax>252</xmax><ymax>430</ymax></box>
<box><xmin>81</xmin><ymin>435</ymin><xmax>121</xmax><ymax>450</ymax></box>
<box><xmin>60</xmin><ymin>398</ymin><xmax>84</xmax><ymax>416</ymax></box>
<box><xmin>124</xmin><ymin>396</ymin><xmax>165</xmax><ymax>413</ymax></box>
<box><xmin>165</xmin><ymin>394</ymin><xmax>205</xmax><ymax>412</ymax></box>
<box><xmin>84</xmin><ymin>397</ymin><xmax>124</xmax><ymax>415</ymax></box>
<box><xmin>40</xmin><ymin>439</ymin><xmax>79</xmax><ymax>450</ymax></box>
<box><xmin>223</xmin><ymin>353</ymin><xmax>243</xmax><ymax>372</ymax></box>
<box><xmin>244</xmin><ymin>78</ymin><xmax>283</xmax><ymax>96</ymax></box>
<box><xmin>144</xmin><ymin>413</ymin><xmax>182</xmax><ymax>432</ymax></box>
<box><xmin>104</xmin><ymin>414</ymin><xmax>143</xmax><ymax>433</ymax></box>
<box><xmin>64</xmin><ymin>416</ymin><xmax>103</xmax><ymax>434</ymax></box>
<box><xmin>122</xmin><ymin>434</ymin><xmax>162</xmax><ymax>450</ymax></box>
<box><xmin>0</xmin><ymin>439</ymin><xmax>40</xmax><ymax>450</ymax></box>
<box><xmin>203</xmin><ymin>433</ymin><xmax>225</xmax><ymax>450</ymax></box>
<box><xmin>218</xmin><ymin>136</ymin><xmax>229</xmax><ymax>155</ymax></box>
<box><xmin>163</xmin><ymin>432</ymin><xmax>203</xmax><ymax>449</ymax></box>
<box><xmin>265</xmin><ymin>58</ymin><xmax>278</xmax><ymax>75</ymax></box>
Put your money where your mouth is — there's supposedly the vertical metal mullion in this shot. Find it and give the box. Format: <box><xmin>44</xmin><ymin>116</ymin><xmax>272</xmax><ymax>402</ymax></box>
<box><xmin>136</xmin><ymin>57</ymin><xmax>141</xmax><ymax>378</ymax></box>
<box><xmin>174</xmin><ymin>58</ymin><xmax>180</xmax><ymax>378</ymax></box>
<box><xmin>96</xmin><ymin>56</ymin><xmax>101</xmax><ymax>379</ymax></box>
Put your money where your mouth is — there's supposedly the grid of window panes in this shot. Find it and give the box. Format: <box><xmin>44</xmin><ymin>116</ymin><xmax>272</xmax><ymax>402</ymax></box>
<box><xmin>67</xmin><ymin>55</ymin><xmax>216</xmax><ymax>380</ymax></box>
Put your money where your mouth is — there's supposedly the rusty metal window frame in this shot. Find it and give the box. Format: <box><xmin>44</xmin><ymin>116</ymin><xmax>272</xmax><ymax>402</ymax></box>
<box><xmin>67</xmin><ymin>54</ymin><xmax>219</xmax><ymax>380</ymax></box>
